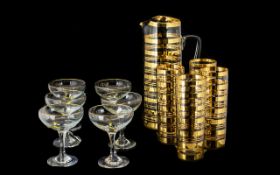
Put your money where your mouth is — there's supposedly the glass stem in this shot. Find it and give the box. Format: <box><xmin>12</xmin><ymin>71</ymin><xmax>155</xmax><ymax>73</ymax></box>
<box><xmin>118</xmin><ymin>128</ymin><xmax>127</xmax><ymax>145</ymax></box>
<box><xmin>108</xmin><ymin>132</ymin><xmax>118</xmax><ymax>161</ymax></box>
<box><xmin>58</xmin><ymin>131</ymin><xmax>67</xmax><ymax>162</ymax></box>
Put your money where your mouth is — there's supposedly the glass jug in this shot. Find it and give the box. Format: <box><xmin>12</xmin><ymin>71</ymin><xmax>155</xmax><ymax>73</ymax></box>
<box><xmin>140</xmin><ymin>15</ymin><xmax>201</xmax><ymax>130</ymax></box>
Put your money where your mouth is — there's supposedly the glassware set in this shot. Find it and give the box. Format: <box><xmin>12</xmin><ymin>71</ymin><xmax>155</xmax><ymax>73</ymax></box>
<box><xmin>38</xmin><ymin>15</ymin><xmax>228</xmax><ymax>167</ymax></box>
<box><xmin>140</xmin><ymin>16</ymin><xmax>229</xmax><ymax>160</ymax></box>
<box><xmin>92</xmin><ymin>79</ymin><xmax>142</xmax><ymax>168</ymax></box>
<box><xmin>39</xmin><ymin>79</ymin><xmax>86</xmax><ymax>167</ymax></box>
<box><xmin>39</xmin><ymin>78</ymin><xmax>142</xmax><ymax>168</ymax></box>
<box><xmin>148</xmin><ymin>58</ymin><xmax>228</xmax><ymax>161</ymax></box>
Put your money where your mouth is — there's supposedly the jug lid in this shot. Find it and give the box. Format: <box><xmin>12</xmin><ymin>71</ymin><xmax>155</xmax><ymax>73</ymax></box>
<box><xmin>148</xmin><ymin>15</ymin><xmax>181</xmax><ymax>28</ymax></box>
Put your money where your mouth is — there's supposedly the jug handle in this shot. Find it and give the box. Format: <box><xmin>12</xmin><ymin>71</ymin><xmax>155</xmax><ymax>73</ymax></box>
<box><xmin>182</xmin><ymin>35</ymin><xmax>202</xmax><ymax>59</ymax></box>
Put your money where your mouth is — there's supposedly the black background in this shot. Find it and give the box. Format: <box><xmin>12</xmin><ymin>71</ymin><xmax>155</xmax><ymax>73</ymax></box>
<box><xmin>5</xmin><ymin>1</ymin><xmax>274</xmax><ymax>174</ymax></box>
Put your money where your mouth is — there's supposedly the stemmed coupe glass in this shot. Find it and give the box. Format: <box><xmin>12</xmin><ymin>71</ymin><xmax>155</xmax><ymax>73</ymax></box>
<box><xmin>101</xmin><ymin>92</ymin><xmax>142</xmax><ymax>150</ymax></box>
<box><xmin>48</xmin><ymin>79</ymin><xmax>86</xmax><ymax>148</ymax></box>
<box><xmin>45</xmin><ymin>92</ymin><xmax>86</xmax><ymax>147</ymax></box>
<box><xmin>95</xmin><ymin>78</ymin><xmax>131</xmax><ymax>103</ymax></box>
<box><xmin>39</xmin><ymin>105</ymin><xmax>84</xmax><ymax>167</ymax></box>
<box><xmin>88</xmin><ymin>104</ymin><xmax>133</xmax><ymax>168</ymax></box>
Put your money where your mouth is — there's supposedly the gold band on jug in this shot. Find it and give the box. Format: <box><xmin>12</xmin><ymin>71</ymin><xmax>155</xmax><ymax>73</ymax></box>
<box><xmin>146</xmin><ymin>15</ymin><xmax>181</xmax><ymax>28</ymax></box>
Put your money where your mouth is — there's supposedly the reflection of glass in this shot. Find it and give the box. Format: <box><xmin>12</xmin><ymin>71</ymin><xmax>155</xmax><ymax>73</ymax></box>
<box><xmin>88</xmin><ymin>104</ymin><xmax>133</xmax><ymax>169</ymax></box>
<box><xmin>95</xmin><ymin>79</ymin><xmax>131</xmax><ymax>103</ymax></box>
<box><xmin>101</xmin><ymin>92</ymin><xmax>142</xmax><ymax>150</ymax></box>
<box><xmin>45</xmin><ymin>92</ymin><xmax>86</xmax><ymax>147</ymax></box>
<box><xmin>38</xmin><ymin>105</ymin><xmax>83</xmax><ymax>167</ymax></box>
<box><xmin>48</xmin><ymin>79</ymin><xmax>86</xmax><ymax>148</ymax></box>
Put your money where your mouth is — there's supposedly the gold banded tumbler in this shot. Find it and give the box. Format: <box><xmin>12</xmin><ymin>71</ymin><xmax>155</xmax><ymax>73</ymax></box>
<box><xmin>157</xmin><ymin>63</ymin><xmax>184</xmax><ymax>144</ymax></box>
<box><xmin>205</xmin><ymin>67</ymin><xmax>229</xmax><ymax>149</ymax></box>
<box><xmin>176</xmin><ymin>74</ymin><xmax>207</xmax><ymax>160</ymax></box>
<box><xmin>189</xmin><ymin>58</ymin><xmax>217</xmax><ymax>121</ymax></box>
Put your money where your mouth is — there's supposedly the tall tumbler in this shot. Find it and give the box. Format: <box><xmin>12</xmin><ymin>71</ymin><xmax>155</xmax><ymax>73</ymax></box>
<box><xmin>157</xmin><ymin>63</ymin><xmax>184</xmax><ymax>144</ymax></box>
<box><xmin>176</xmin><ymin>74</ymin><xmax>207</xmax><ymax>160</ymax></box>
<box><xmin>205</xmin><ymin>67</ymin><xmax>228</xmax><ymax>149</ymax></box>
<box><xmin>189</xmin><ymin>58</ymin><xmax>217</xmax><ymax>121</ymax></box>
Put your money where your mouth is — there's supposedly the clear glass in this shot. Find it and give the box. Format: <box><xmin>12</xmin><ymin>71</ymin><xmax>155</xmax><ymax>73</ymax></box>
<box><xmin>48</xmin><ymin>78</ymin><xmax>86</xmax><ymax>99</ymax></box>
<box><xmin>38</xmin><ymin>105</ymin><xmax>83</xmax><ymax>167</ymax></box>
<box><xmin>45</xmin><ymin>92</ymin><xmax>86</xmax><ymax>113</ymax></box>
<box><xmin>47</xmin><ymin>79</ymin><xmax>86</xmax><ymax>148</ymax></box>
<box><xmin>52</xmin><ymin>130</ymin><xmax>81</xmax><ymax>148</ymax></box>
<box><xmin>45</xmin><ymin>92</ymin><xmax>86</xmax><ymax>148</ymax></box>
<box><xmin>95</xmin><ymin>79</ymin><xmax>131</xmax><ymax>103</ymax></box>
<box><xmin>101</xmin><ymin>92</ymin><xmax>142</xmax><ymax>150</ymax></box>
<box><xmin>88</xmin><ymin>104</ymin><xmax>133</xmax><ymax>169</ymax></box>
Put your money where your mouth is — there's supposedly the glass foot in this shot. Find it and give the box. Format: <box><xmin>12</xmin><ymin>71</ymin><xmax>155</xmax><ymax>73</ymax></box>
<box><xmin>47</xmin><ymin>154</ymin><xmax>78</xmax><ymax>167</ymax></box>
<box><xmin>114</xmin><ymin>138</ymin><xmax>136</xmax><ymax>150</ymax></box>
<box><xmin>98</xmin><ymin>156</ymin><xmax>129</xmax><ymax>169</ymax></box>
<box><xmin>53</xmin><ymin>134</ymin><xmax>81</xmax><ymax>148</ymax></box>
